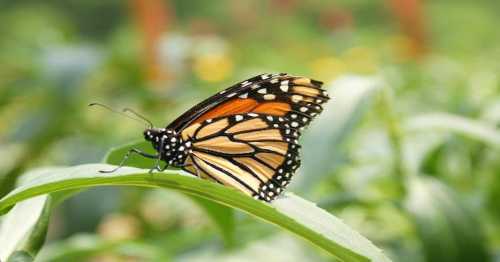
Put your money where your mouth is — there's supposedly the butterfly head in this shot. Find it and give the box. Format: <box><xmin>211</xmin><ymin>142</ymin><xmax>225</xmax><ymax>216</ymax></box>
<box><xmin>144</xmin><ymin>128</ymin><xmax>164</xmax><ymax>142</ymax></box>
<box><xmin>143</xmin><ymin>128</ymin><xmax>189</xmax><ymax>166</ymax></box>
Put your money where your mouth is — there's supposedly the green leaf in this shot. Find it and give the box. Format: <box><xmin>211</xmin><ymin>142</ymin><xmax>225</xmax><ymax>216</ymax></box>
<box><xmin>0</xmin><ymin>195</ymin><xmax>50</xmax><ymax>261</ymax></box>
<box><xmin>0</xmin><ymin>164</ymin><xmax>390</xmax><ymax>262</ymax></box>
<box><xmin>298</xmin><ymin>75</ymin><xmax>382</xmax><ymax>191</ymax></box>
<box><xmin>404</xmin><ymin>176</ymin><xmax>489</xmax><ymax>262</ymax></box>
<box><xmin>405</xmin><ymin>113</ymin><xmax>500</xmax><ymax>147</ymax></box>
<box><xmin>0</xmin><ymin>167</ymin><xmax>83</xmax><ymax>261</ymax></box>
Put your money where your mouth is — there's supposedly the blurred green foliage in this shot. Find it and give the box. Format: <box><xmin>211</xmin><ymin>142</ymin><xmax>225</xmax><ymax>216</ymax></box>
<box><xmin>0</xmin><ymin>0</ymin><xmax>499</xmax><ymax>261</ymax></box>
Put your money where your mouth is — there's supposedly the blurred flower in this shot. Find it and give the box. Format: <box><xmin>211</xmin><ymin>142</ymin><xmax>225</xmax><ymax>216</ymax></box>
<box><xmin>131</xmin><ymin>0</ymin><xmax>172</xmax><ymax>84</ymax></box>
<box><xmin>193</xmin><ymin>53</ymin><xmax>233</xmax><ymax>83</ymax></box>
<box><xmin>388</xmin><ymin>0</ymin><xmax>428</xmax><ymax>58</ymax></box>
<box><xmin>191</xmin><ymin>35</ymin><xmax>233</xmax><ymax>83</ymax></box>
<box><xmin>98</xmin><ymin>213</ymin><xmax>142</xmax><ymax>241</ymax></box>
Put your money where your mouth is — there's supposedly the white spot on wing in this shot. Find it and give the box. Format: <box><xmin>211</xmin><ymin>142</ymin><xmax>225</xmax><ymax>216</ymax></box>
<box><xmin>263</xmin><ymin>94</ymin><xmax>276</xmax><ymax>100</ymax></box>
<box><xmin>280</xmin><ymin>80</ymin><xmax>289</xmax><ymax>92</ymax></box>
<box><xmin>291</xmin><ymin>95</ymin><xmax>303</xmax><ymax>103</ymax></box>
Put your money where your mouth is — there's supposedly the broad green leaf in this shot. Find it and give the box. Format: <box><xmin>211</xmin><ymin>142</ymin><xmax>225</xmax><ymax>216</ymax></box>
<box><xmin>405</xmin><ymin>176</ymin><xmax>488</xmax><ymax>262</ymax></box>
<box><xmin>298</xmin><ymin>75</ymin><xmax>382</xmax><ymax>191</ymax></box>
<box><xmin>0</xmin><ymin>167</ymin><xmax>83</xmax><ymax>261</ymax></box>
<box><xmin>0</xmin><ymin>195</ymin><xmax>50</xmax><ymax>261</ymax></box>
<box><xmin>0</xmin><ymin>164</ymin><xmax>390</xmax><ymax>262</ymax></box>
<box><xmin>405</xmin><ymin>113</ymin><xmax>500</xmax><ymax>147</ymax></box>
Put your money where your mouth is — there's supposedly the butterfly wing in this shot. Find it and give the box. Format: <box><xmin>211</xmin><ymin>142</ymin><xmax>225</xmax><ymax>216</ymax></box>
<box><xmin>172</xmin><ymin>73</ymin><xmax>329</xmax><ymax>201</ymax></box>
<box><xmin>180</xmin><ymin>113</ymin><xmax>302</xmax><ymax>201</ymax></box>
<box><xmin>167</xmin><ymin>73</ymin><xmax>328</xmax><ymax>131</ymax></box>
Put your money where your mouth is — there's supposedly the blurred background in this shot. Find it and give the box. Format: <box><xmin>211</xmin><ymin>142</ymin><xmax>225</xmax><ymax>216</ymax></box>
<box><xmin>0</xmin><ymin>0</ymin><xmax>499</xmax><ymax>261</ymax></box>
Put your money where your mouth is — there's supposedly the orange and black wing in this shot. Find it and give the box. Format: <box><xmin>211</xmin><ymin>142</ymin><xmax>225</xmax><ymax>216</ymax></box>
<box><xmin>167</xmin><ymin>73</ymin><xmax>329</xmax><ymax>131</ymax></box>
<box><xmin>180</xmin><ymin>113</ymin><xmax>302</xmax><ymax>201</ymax></box>
<box><xmin>171</xmin><ymin>73</ymin><xmax>329</xmax><ymax>201</ymax></box>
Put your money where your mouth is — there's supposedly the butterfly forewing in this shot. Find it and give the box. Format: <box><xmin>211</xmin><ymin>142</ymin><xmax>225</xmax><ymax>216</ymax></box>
<box><xmin>168</xmin><ymin>73</ymin><xmax>328</xmax><ymax>131</ymax></box>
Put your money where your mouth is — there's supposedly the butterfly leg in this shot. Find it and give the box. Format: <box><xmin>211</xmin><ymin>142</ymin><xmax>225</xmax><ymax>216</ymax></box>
<box><xmin>149</xmin><ymin>158</ymin><xmax>162</xmax><ymax>174</ymax></box>
<box><xmin>156</xmin><ymin>163</ymin><xmax>169</xmax><ymax>172</ymax></box>
<box><xmin>149</xmin><ymin>161</ymin><xmax>168</xmax><ymax>173</ymax></box>
<box><xmin>100</xmin><ymin>148</ymin><xmax>158</xmax><ymax>173</ymax></box>
<box><xmin>149</xmin><ymin>139</ymin><xmax>166</xmax><ymax>174</ymax></box>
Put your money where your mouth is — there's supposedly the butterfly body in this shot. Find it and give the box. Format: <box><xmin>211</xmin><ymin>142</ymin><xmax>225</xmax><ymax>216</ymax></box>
<box><xmin>144</xmin><ymin>128</ymin><xmax>191</xmax><ymax>167</ymax></box>
<box><xmin>123</xmin><ymin>73</ymin><xmax>328</xmax><ymax>202</ymax></box>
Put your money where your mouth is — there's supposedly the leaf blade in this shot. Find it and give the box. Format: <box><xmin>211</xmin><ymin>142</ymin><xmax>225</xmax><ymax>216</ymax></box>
<box><xmin>0</xmin><ymin>164</ymin><xmax>390</xmax><ymax>262</ymax></box>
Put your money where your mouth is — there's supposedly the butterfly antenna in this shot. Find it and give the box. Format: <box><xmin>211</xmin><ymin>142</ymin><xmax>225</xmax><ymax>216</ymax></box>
<box><xmin>123</xmin><ymin>108</ymin><xmax>154</xmax><ymax>129</ymax></box>
<box><xmin>88</xmin><ymin>103</ymin><xmax>153</xmax><ymax>128</ymax></box>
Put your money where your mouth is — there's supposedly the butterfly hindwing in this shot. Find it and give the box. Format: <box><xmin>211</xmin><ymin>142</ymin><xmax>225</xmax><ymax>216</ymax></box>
<box><xmin>181</xmin><ymin>113</ymin><xmax>301</xmax><ymax>201</ymax></box>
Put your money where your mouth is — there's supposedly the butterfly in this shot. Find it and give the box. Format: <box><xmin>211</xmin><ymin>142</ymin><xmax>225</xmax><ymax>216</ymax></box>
<box><xmin>109</xmin><ymin>73</ymin><xmax>329</xmax><ymax>202</ymax></box>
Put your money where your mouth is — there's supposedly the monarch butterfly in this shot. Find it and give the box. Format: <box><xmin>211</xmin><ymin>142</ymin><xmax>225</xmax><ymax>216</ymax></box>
<box><xmin>99</xmin><ymin>73</ymin><xmax>329</xmax><ymax>202</ymax></box>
